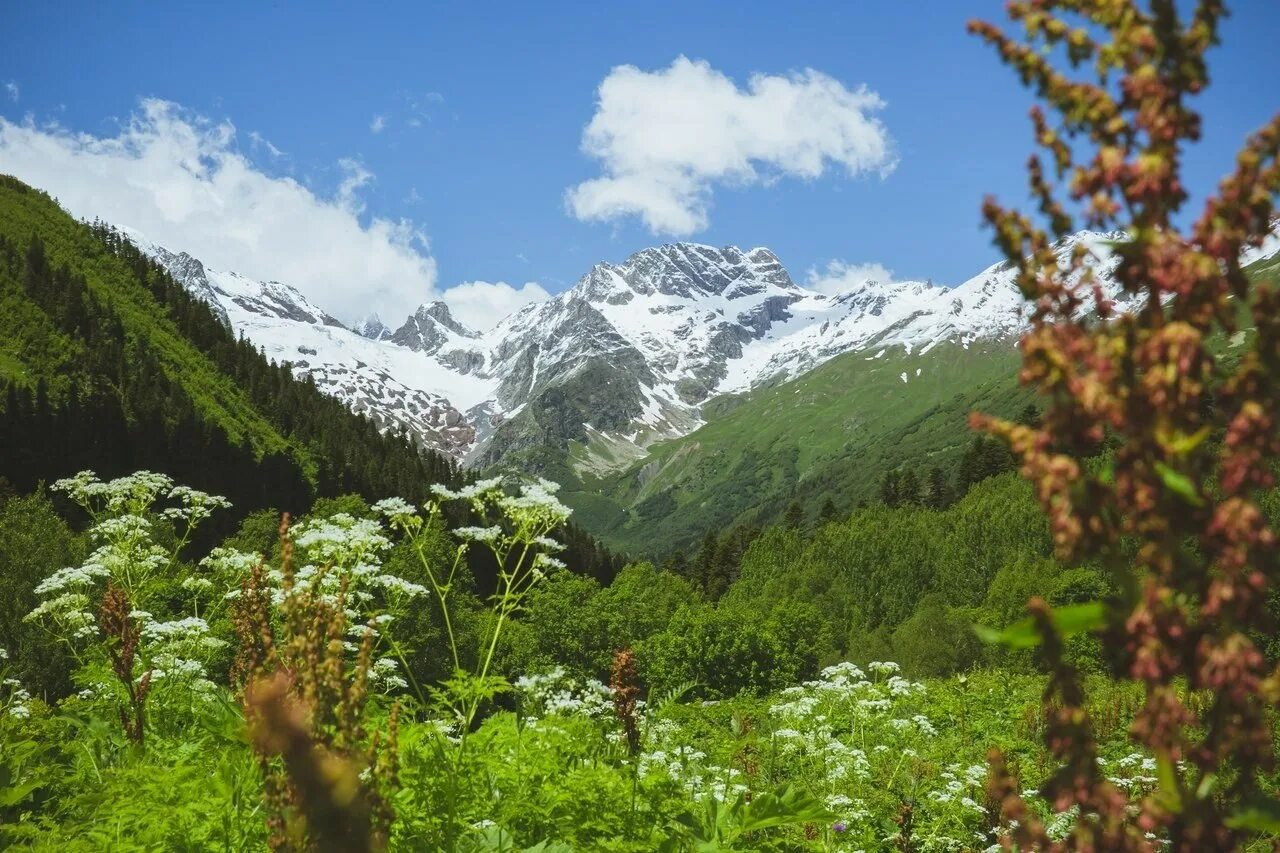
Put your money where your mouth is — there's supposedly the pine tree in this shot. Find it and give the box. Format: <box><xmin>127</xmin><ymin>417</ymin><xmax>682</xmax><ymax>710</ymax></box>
<box><xmin>925</xmin><ymin>466</ymin><xmax>950</xmax><ymax>509</ymax></box>
<box><xmin>879</xmin><ymin>469</ymin><xmax>901</xmax><ymax>508</ymax></box>
<box><xmin>818</xmin><ymin>497</ymin><xmax>839</xmax><ymax>524</ymax></box>
<box><xmin>783</xmin><ymin>499</ymin><xmax>804</xmax><ymax>529</ymax></box>
<box><xmin>693</xmin><ymin>530</ymin><xmax>718</xmax><ymax>593</ymax></box>
<box><xmin>898</xmin><ymin>469</ymin><xmax>921</xmax><ymax>506</ymax></box>
<box><xmin>954</xmin><ymin>436</ymin><xmax>984</xmax><ymax>495</ymax></box>
<box><xmin>661</xmin><ymin>549</ymin><xmax>688</xmax><ymax>575</ymax></box>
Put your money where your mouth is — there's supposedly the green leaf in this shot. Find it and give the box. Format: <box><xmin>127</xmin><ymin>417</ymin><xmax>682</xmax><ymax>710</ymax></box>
<box><xmin>1154</xmin><ymin>462</ymin><xmax>1204</xmax><ymax>506</ymax></box>
<box><xmin>1226</xmin><ymin>797</ymin><xmax>1280</xmax><ymax>834</ymax></box>
<box><xmin>1154</xmin><ymin>753</ymin><xmax>1183</xmax><ymax>815</ymax></box>
<box><xmin>974</xmin><ymin>602</ymin><xmax>1106</xmax><ymax>649</ymax></box>
<box><xmin>1166</xmin><ymin>426</ymin><xmax>1212</xmax><ymax>456</ymax></box>
<box><xmin>739</xmin><ymin>784</ymin><xmax>831</xmax><ymax>834</ymax></box>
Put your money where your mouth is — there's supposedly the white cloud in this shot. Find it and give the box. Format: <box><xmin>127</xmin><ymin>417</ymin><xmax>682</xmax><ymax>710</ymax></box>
<box><xmin>335</xmin><ymin>157</ymin><xmax>374</xmax><ymax>213</ymax></box>
<box><xmin>806</xmin><ymin>259</ymin><xmax>897</xmax><ymax>295</ymax></box>
<box><xmin>443</xmin><ymin>280</ymin><xmax>550</xmax><ymax>331</ymax></box>
<box><xmin>370</xmin><ymin>114</ymin><xmax>387</xmax><ymax>134</ymax></box>
<box><xmin>247</xmin><ymin>130</ymin><xmax>285</xmax><ymax>159</ymax></box>
<box><xmin>0</xmin><ymin>99</ymin><xmax>438</xmax><ymax>323</ymax></box>
<box><xmin>4</xmin><ymin>82</ymin><xmax>17</xmax><ymax>102</ymax></box>
<box><xmin>566</xmin><ymin>56</ymin><xmax>895</xmax><ymax>235</ymax></box>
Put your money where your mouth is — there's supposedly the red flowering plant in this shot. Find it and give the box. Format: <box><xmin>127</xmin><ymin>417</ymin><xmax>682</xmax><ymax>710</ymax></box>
<box><xmin>967</xmin><ymin>0</ymin><xmax>1280</xmax><ymax>848</ymax></box>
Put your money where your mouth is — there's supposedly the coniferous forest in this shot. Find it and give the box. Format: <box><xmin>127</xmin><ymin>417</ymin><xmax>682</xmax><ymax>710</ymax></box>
<box><xmin>3</xmin><ymin>2</ymin><xmax>1280</xmax><ymax>851</ymax></box>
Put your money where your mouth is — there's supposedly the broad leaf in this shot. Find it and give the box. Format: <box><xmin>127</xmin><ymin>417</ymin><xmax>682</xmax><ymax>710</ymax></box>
<box><xmin>1154</xmin><ymin>462</ymin><xmax>1204</xmax><ymax>507</ymax></box>
<box><xmin>1226</xmin><ymin>797</ymin><xmax>1280</xmax><ymax>834</ymax></box>
<box><xmin>975</xmin><ymin>601</ymin><xmax>1106</xmax><ymax>649</ymax></box>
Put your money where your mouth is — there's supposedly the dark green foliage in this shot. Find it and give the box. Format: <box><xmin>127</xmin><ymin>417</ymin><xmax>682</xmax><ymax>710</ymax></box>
<box><xmin>710</xmin><ymin>473</ymin><xmax>1057</xmax><ymax>676</ymax></box>
<box><xmin>818</xmin><ymin>496</ymin><xmax>839</xmax><ymax>524</ymax></box>
<box><xmin>898</xmin><ymin>468</ymin><xmax>921</xmax><ymax>506</ymax></box>
<box><xmin>879</xmin><ymin>468</ymin><xmax>900</xmax><ymax>508</ymax></box>
<box><xmin>680</xmin><ymin>524</ymin><xmax>761</xmax><ymax>600</ymax></box>
<box><xmin>783</xmin><ymin>499</ymin><xmax>804</xmax><ymax>529</ymax></box>
<box><xmin>890</xmin><ymin>595</ymin><xmax>983</xmax><ymax>677</ymax></box>
<box><xmin>953</xmin><ymin>435</ymin><xmax>1016</xmax><ymax>496</ymax></box>
<box><xmin>638</xmin><ymin>600</ymin><xmax>830</xmax><ymax>698</ymax></box>
<box><xmin>497</xmin><ymin>561</ymin><xmax>698</xmax><ymax>684</ymax></box>
<box><xmin>500</xmin><ymin>470</ymin><xmax>1079</xmax><ymax>691</ymax></box>
<box><xmin>0</xmin><ymin>491</ymin><xmax>83</xmax><ymax>697</ymax></box>
<box><xmin>925</xmin><ymin>466</ymin><xmax>951</xmax><ymax>509</ymax></box>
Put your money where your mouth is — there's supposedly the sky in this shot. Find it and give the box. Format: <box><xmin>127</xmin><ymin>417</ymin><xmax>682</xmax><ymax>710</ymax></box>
<box><xmin>0</xmin><ymin>1</ymin><xmax>1277</xmax><ymax>328</ymax></box>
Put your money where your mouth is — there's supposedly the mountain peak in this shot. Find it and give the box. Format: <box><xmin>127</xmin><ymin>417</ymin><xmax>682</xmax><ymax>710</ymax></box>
<box><xmin>575</xmin><ymin>241</ymin><xmax>797</xmax><ymax>301</ymax></box>
<box><xmin>390</xmin><ymin>300</ymin><xmax>478</xmax><ymax>354</ymax></box>
<box><xmin>416</xmin><ymin>301</ymin><xmax>476</xmax><ymax>336</ymax></box>
<box><xmin>357</xmin><ymin>312</ymin><xmax>391</xmax><ymax>341</ymax></box>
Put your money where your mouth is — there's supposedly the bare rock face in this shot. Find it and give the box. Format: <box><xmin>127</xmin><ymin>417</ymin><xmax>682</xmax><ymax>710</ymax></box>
<box><xmin>390</xmin><ymin>301</ymin><xmax>478</xmax><ymax>354</ymax></box>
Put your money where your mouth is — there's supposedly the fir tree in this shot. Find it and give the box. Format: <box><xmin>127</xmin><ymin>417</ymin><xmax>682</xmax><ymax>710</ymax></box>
<box><xmin>818</xmin><ymin>497</ymin><xmax>839</xmax><ymax>524</ymax></box>
<box><xmin>879</xmin><ymin>469</ymin><xmax>901</xmax><ymax>508</ymax></box>
<box><xmin>898</xmin><ymin>469</ymin><xmax>921</xmax><ymax>506</ymax></box>
<box><xmin>925</xmin><ymin>466</ymin><xmax>950</xmax><ymax>510</ymax></box>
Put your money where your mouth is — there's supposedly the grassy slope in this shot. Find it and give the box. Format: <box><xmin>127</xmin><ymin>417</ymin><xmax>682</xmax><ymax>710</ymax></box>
<box><xmin>0</xmin><ymin>179</ymin><xmax>300</xmax><ymax>461</ymax></box>
<box><xmin>568</xmin><ymin>340</ymin><xmax>1030</xmax><ymax>555</ymax></box>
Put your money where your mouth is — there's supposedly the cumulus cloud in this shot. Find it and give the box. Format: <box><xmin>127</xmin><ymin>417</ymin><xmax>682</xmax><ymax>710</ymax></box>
<box><xmin>806</xmin><ymin>259</ymin><xmax>897</xmax><ymax>295</ymax></box>
<box><xmin>566</xmin><ymin>56</ymin><xmax>895</xmax><ymax>235</ymax></box>
<box><xmin>370</xmin><ymin>114</ymin><xmax>387</xmax><ymax>134</ymax></box>
<box><xmin>4</xmin><ymin>82</ymin><xmax>17</xmax><ymax>102</ymax></box>
<box><xmin>443</xmin><ymin>280</ymin><xmax>550</xmax><ymax>332</ymax></box>
<box><xmin>0</xmin><ymin>99</ymin><xmax>438</xmax><ymax>323</ymax></box>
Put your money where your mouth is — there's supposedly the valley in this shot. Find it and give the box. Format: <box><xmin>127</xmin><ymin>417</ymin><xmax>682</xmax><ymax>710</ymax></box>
<box><xmin>3</xmin><ymin>3</ymin><xmax>1280</xmax><ymax>846</ymax></box>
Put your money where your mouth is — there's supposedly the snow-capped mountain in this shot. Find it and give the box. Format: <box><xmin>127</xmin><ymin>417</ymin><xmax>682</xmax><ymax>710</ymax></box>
<box><xmin>132</xmin><ymin>228</ymin><xmax>1140</xmax><ymax>472</ymax></box>
<box><xmin>123</xmin><ymin>229</ymin><xmax>480</xmax><ymax>454</ymax></box>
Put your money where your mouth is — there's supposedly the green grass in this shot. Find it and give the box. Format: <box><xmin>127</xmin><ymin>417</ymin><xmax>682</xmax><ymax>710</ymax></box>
<box><xmin>572</xmin><ymin>341</ymin><xmax>1029</xmax><ymax>556</ymax></box>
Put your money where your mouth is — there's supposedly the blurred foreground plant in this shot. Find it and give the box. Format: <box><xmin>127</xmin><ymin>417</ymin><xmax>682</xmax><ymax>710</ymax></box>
<box><xmin>970</xmin><ymin>0</ymin><xmax>1280</xmax><ymax>848</ymax></box>
<box><xmin>233</xmin><ymin>515</ymin><xmax>400</xmax><ymax>852</ymax></box>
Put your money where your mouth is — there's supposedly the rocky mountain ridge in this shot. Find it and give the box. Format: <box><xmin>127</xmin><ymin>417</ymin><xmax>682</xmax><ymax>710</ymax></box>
<box><xmin>133</xmin><ymin>226</ymin><xmax>1277</xmax><ymax>473</ymax></box>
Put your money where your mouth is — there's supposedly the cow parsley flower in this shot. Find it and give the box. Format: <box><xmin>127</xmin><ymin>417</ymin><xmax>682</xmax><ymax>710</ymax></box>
<box><xmin>371</xmin><ymin>497</ymin><xmax>419</xmax><ymax>528</ymax></box>
<box><xmin>375</xmin><ymin>574</ymin><xmax>427</xmax><ymax>599</ymax></box>
<box><xmin>165</xmin><ymin>486</ymin><xmax>232</xmax><ymax>525</ymax></box>
<box><xmin>294</xmin><ymin>513</ymin><xmax>390</xmax><ymax>568</ymax></box>
<box><xmin>455</xmin><ymin>525</ymin><xmax>502</xmax><ymax>543</ymax></box>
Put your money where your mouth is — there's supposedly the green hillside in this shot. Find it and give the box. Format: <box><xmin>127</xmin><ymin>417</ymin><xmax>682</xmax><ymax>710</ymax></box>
<box><xmin>0</xmin><ymin>178</ymin><xmax>301</xmax><ymax>455</ymax></box>
<box><xmin>562</xmin><ymin>340</ymin><xmax>1029</xmax><ymax>555</ymax></box>
<box><xmin>0</xmin><ymin>175</ymin><xmax>457</xmax><ymax>527</ymax></box>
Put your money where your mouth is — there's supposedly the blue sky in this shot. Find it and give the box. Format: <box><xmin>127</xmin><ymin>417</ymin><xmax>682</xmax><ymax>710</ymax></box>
<box><xmin>1</xmin><ymin>1</ymin><xmax>1277</xmax><ymax>326</ymax></box>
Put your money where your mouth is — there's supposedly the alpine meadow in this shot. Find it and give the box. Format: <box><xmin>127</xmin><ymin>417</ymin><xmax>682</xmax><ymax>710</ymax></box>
<box><xmin>5</xmin><ymin>1</ymin><xmax>1280</xmax><ymax>850</ymax></box>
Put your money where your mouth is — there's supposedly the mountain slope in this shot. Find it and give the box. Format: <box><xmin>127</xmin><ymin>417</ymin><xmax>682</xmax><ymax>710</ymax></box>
<box><xmin>564</xmin><ymin>340</ymin><xmax>1028</xmax><ymax>554</ymax></box>
<box><xmin>0</xmin><ymin>175</ymin><xmax>462</xmax><ymax>521</ymax></box>
<box><xmin>566</xmin><ymin>242</ymin><xmax>1280</xmax><ymax>556</ymax></box>
<box><xmin>122</xmin><ymin>231</ymin><xmax>482</xmax><ymax>455</ymax></box>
